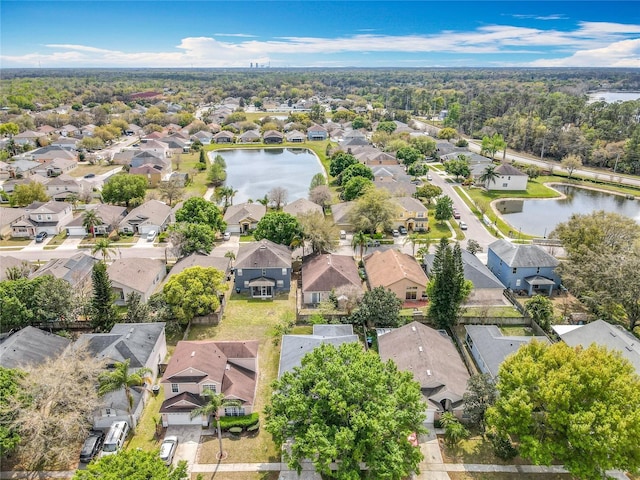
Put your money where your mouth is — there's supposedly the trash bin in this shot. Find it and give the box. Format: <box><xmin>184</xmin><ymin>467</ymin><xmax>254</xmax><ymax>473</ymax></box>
<box><xmin>151</xmin><ymin>385</ymin><xmax>160</xmax><ymax>396</ymax></box>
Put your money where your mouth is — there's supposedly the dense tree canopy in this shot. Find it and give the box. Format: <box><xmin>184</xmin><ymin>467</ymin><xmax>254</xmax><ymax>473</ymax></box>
<box><xmin>101</xmin><ymin>174</ymin><xmax>147</xmax><ymax>207</ymax></box>
<box><xmin>265</xmin><ymin>343</ymin><xmax>426</xmax><ymax>479</ymax></box>
<box><xmin>253</xmin><ymin>211</ymin><xmax>302</xmax><ymax>246</ymax></box>
<box><xmin>0</xmin><ymin>367</ymin><xmax>23</xmax><ymax>455</ymax></box>
<box><xmin>342</xmin><ymin>176</ymin><xmax>373</xmax><ymax>201</ymax></box>
<box><xmin>329</xmin><ymin>151</ymin><xmax>358</xmax><ymax>178</ymax></box>
<box><xmin>10</xmin><ymin>182</ymin><xmax>49</xmax><ymax>207</ymax></box>
<box><xmin>348</xmin><ymin>187</ymin><xmax>399</xmax><ymax>235</ymax></box>
<box><xmin>175</xmin><ymin>197</ymin><xmax>226</xmax><ymax>233</ymax></box>
<box><xmin>73</xmin><ymin>449</ymin><xmax>188</xmax><ymax>480</ymax></box>
<box><xmin>486</xmin><ymin>341</ymin><xmax>640</xmax><ymax>480</ymax></box>
<box><xmin>169</xmin><ymin>222</ymin><xmax>216</xmax><ymax>257</ymax></box>
<box><xmin>339</xmin><ymin>163</ymin><xmax>373</xmax><ymax>186</ymax></box>
<box><xmin>163</xmin><ymin>266</ymin><xmax>226</xmax><ymax>324</ymax></box>
<box><xmin>350</xmin><ymin>285</ymin><xmax>403</xmax><ymax>328</ymax></box>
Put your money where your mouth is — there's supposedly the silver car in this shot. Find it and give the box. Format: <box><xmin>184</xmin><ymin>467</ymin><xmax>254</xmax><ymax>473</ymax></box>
<box><xmin>159</xmin><ymin>435</ymin><xmax>178</xmax><ymax>466</ymax></box>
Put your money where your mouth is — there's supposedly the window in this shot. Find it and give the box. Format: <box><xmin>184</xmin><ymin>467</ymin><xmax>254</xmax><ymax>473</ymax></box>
<box><xmin>512</xmin><ymin>267</ymin><xmax>517</xmax><ymax>274</ymax></box>
<box><xmin>261</xmin><ymin>268</ymin><xmax>266</xmax><ymax>276</ymax></box>
<box><xmin>243</xmin><ymin>281</ymin><xmax>249</xmax><ymax>288</ymax></box>
<box><xmin>536</xmin><ymin>267</ymin><xmax>540</xmax><ymax>274</ymax></box>
<box><xmin>417</xmin><ymin>212</ymin><xmax>424</xmax><ymax>218</ymax></box>
<box><xmin>236</xmin><ymin>269</ymin><xmax>242</xmax><ymax>276</ymax></box>
<box><xmin>281</xmin><ymin>268</ymin><xmax>287</xmax><ymax>276</ymax></box>
<box><xmin>277</xmin><ymin>280</ymin><xmax>283</xmax><ymax>287</ymax></box>
<box><xmin>202</xmin><ymin>384</ymin><xmax>216</xmax><ymax>393</ymax></box>
<box><xmin>171</xmin><ymin>383</ymin><xmax>179</xmax><ymax>393</ymax></box>
<box><xmin>105</xmin><ymin>408</ymin><xmax>116</xmax><ymax>417</ymax></box>
<box><xmin>406</xmin><ymin>286</ymin><xmax>418</xmax><ymax>300</ymax></box>
<box><xmin>502</xmin><ymin>183</ymin><xmax>508</xmax><ymax>187</ymax></box>
<box><xmin>224</xmin><ymin>406</ymin><xmax>245</xmax><ymax>417</ymax></box>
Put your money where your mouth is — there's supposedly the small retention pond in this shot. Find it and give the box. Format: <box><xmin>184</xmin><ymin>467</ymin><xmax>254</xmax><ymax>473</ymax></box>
<box><xmin>496</xmin><ymin>184</ymin><xmax>640</xmax><ymax>237</ymax></box>
<box><xmin>214</xmin><ymin>148</ymin><xmax>324</xmax><ymax>204</ymax></box>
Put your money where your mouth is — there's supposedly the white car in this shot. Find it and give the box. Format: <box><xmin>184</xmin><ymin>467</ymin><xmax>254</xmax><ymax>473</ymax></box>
<box><xmin>223</xmin><ymin>231</ymin><xmax>231</xmax><ymax>241</ymax></box>
<box><xmin>146</xmin><ymin>230</ymin><xmax>157</xmax><ymax>242</ymax></box>
<box><xmin>159</xmin><ymin>435</ymin><xmax>178</xmax><ymax>466</ymax></box>
<box><xmin>459</xmin><ymin>221</ymin><xmax>468</xmax><ymax>230</ymax></box>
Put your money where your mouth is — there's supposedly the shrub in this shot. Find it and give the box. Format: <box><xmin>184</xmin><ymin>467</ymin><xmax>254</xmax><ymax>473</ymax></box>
<box><xmin>158</xmin><ymin>232</ymin><xmax>168</xmax><ymax>243</ymax></box>
<box><xmin>246</xmin><ymin>423</ymin><xmax>260</xmax><ymax>432</ymax></box>
<box><xmin>218</xmin><ymin>413</ymin><xmax>259</xmax><ymax>431</ymax></box>
<box><xmin>487</xmin><ymin>431</ymin><xmax>519</xmax><ymax>460</ymax></box>
<box><xmin>228</xmin><ymin>427</ymin><xmax>243</xmax><ymax>435</ymax></box>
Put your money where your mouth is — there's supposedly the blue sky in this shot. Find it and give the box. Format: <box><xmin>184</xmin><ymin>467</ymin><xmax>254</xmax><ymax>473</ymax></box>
<box><xmin>1</xmin><ymin>1</ymin><xmax>639</xmax><ymax>68</ymax></box>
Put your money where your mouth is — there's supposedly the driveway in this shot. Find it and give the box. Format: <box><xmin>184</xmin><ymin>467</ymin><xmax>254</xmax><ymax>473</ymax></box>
<box><xmin>165</xmin><ymin>425</ymin><xmax>202</xmax><ymax>469</ymax></box>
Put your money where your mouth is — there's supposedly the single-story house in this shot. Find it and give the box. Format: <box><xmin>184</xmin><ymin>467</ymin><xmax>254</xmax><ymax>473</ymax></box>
<box><xmin>164</xmin><ymin>253</ymin><xmax>231</xmax><ymax>283</ymax></box>
<box><xmin>364</xmin><ymin>249</ymin><xmax>428</xmax><ymax>303</ymax></box>
<box><xmin>464</xmin><ymin>325</ymin><xmax>549</xmax><ymax>378</ymax></box>
<box><xmin>0</xmin><ymin>255</ymin><xmax>32</xmax><ymax>281</ymax></box>
<box><xmin>160</xmin><ymin>339</ymin><xmax>259</xmax><ymax>426</ymax></box>
<box><xmin>213</xmin><ymin>131</ymin><xmax>235</xmax><ymax>144</ymax></box>
<box><xmin>0</xmin><ymin>326</ymin><xmax>71</xmax><ymax>369</ymax></box>
<box><xmin>107</xmin><ymin>258</ymin><xmax>166</xmax><ymax>304</ymax></box>
<box><xmin>487</xmin><ymin>240</ymin><xmax>561</xmax><ymax>296</ymax></box>
<box><xmin>285</xmin><ymin>130</ymin><xmax>306</xmax><ymax>143</ymax></box>
<box><xmin>307</xmin><ymin>124</ymin><xmax>328</xmax><ymax>141</ymax></box>
<box><xmin>238</xmin><ymin>130</ymin><xmax>261</xmax><ymax>144</ymax></box>
<box><xmin>278</xmin><ymin>325</ymin><xmax>359</xmax><ymax>378</ymax></box>
<box><xmin>302</xmin><ymin>254</ymin><xmax>362</xmax><ymax>306</ymax></box>
<box><xmin>330</xmin><ymin>201</ymin><xmax>355</xmax><ymax>231</ymax></box>
<box><xmin>378</xmin><ymin>321</ymin><xmax>470</xmax><ymax>422</ymax></box>
<box><xmin>263</xmin><ymin>130</ymin><xmax>284</xmax><ymax>144</ymax></box>
<box><xmin>1</xmin><ymin>207</ymin><xmax>27</xmax><ymax>238</ymax></box>
<box><xmin>66</xmin><ymin>204</ymin><xmax>128</xmax><ymax>237</ymax></box>
<box><xmin>223</xmin><ymin>202</ymin><xmax>266</xmax><ymax>234</ymax></box>
<box><xmin>234</xmin><ymin>239</ymin><xmax>292</xmax><ymax>298</ymax></box>
<box><xmin>119</xmin><ymin>200</ymin><xmax>173</xmax><ymax>235</ymax></box>
<box><xmin>283</xmin><ymin>198</ymin><xmax>324</xmax><ymax>218</ymax></box>
<box><xmin>30</xmin><ymin>252</ymin><xmax>97</xmax><ymax>291</ymax></box>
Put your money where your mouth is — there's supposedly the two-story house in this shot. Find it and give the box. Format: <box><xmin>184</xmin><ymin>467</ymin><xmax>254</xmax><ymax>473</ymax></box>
<box><xmin>487</xmin><ymin>239</ymin><xmax>561</xmax><ymax>296</ymax></box>
<box><xmin>394</xmin><ymin>196</ymin><xmax>429</xmax><ymax>232</ymax></box>
<box><xmin>107</xmin><ymin>258</ymin><xmax>167</xmax><ymax>305</ymax></box>
<box><xmin>364</xmin><ymin>249</ymin><xmax>428</xmax><ymax>303</ymax></box>
<box><xmin>159</xmin><ymin>339</ymin><xmax>259</xmax><ymax>426</ymax></box>
<box><xmin>10</xmin><ymin>200</ymin><xmax>73</xmax><ymax>238</ymax></box>
<box><xmin>234</xmin><ymin>239</ymin><xmax>292</xmax><ymax>298</ymax></box>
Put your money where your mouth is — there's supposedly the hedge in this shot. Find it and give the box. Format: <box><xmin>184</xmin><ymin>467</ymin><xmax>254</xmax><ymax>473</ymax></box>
<box><xmin>218</xmin><ymin>413</ymin><xmax>259</xmax><ymax>431</ymax></box>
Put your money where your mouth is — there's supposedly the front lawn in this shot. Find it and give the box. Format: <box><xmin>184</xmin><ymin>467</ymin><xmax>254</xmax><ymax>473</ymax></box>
<box><xmin>462</xmin><ymin>306</ymin><xmax>523</xmax><ymax>319</ymax></box>
<box><xmin>0</xmin><ymin>237</ymin><xmax>31</xmax><ymax>247</ymax></box>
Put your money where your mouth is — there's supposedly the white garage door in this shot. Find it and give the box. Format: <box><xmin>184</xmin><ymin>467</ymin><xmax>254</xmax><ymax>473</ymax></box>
<box><xmin>425</xmin><ymin>409</ymin><xmax>435</xmax><ymax>424</ymax></box>
<box><xmin>166</xmin><ymin>413</ymin><xmax>202</xmax><ymax>426</ymax></box>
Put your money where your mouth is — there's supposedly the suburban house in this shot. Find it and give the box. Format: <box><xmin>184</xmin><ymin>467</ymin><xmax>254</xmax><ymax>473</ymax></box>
<box><xmin>139</xmin><ymin>139</ymin><xmax>171</xmax><ymax>158</ymax></box>
<box><xmin>213</xmin><ymin>131</ymin><xmax>235</xmax><ymax>144</ymax></box>
<box><xmin>0</xmin><ymin>255</ymin><xmax>32</xmax><ymax>281</ymax></box>
<box><xmin>129</xmin><ymin>164</ymin><xmax>165</xmax><ymax>187</ymax></box>
<box><xmin>394</xmin><ymin>196</ymin><xmax>429</xmax><ymax>232</ymax></box>
<box><xmin>285</xmin><ymin>130</ymin><xmax>306</xmax><ymax>143</ymax></box>
<box><xmin>487</xmin><ymin>240</ymin><xmax>561</xmax><ymax>295</ymax></box>
<box><xmin>0</xmin><ymin>326</ymin><xmax>71</xmax><ymax>369</ymax></box>
<box><xmin>191</xmin><ymin>130</ymin><xmax>214</xmax><ymax>145</ymax></box>
<box><xmin>164</xmin><ymin>253</ymin><xmax>231</xmax><ymax>283</ymax></box>
<box><xmin>223</xmin><ymin>202</ymin><xmax>266</xmax><ymax>233</ymax></box>
<box><xmin>378</xmin><ymin>321</ymin><xmax>470</xmax><ymax>422</ymax></box>
<box><xmin>76</xmin><ymin>322</ymin><xmax>167</xmax><ymax>428</ymax></box>
<box><xmin>556</xmin><ymin>320</ymin><xmax>640</xmax><ymax>375</ymax></box>
<box><xmin>482</xmin><ymin>163</ymin><xmax>528</xmax><ymax>191</ymax></box>
<box><xmin>283</xmin><ymin>198</ymin><xmax>324</xmax><ymax>217</ymax></box>
<box><xmin>364</xmin><ymin>249</ymin><xmax>428</xmax><ymax>303</ymax></box>
<box><xmin>263</xmin><ymin>130</ymin><xmax>284</xmax><ymax>144</ymax></box>
<box><xmin>238</xmin><ymin>130</ymin><xmax>261</xmax><ymax>144</ymax></box>
<box><xmin>1</xmin><ymin>207</ymin><xmax>26</xmax><ymax>238</ymax></box>
<box><xmin>301</xmin><ymin>254</ymin><xmax>362</xmax><ymax>306</ymax></box>
<box><xmin>107</xmin><ymin>258</ymin><xmax>166</xmax><ymax>304</ymax></box>
<box><xmin>330</xmin><ymin>201</ymin><xmax>355</xmax><ymax>231</ymax></box>
<box><xmin>424</xmin><ymin>249</ymin><xmax>506</xmax><ymax>306</ymax></box>
<box><xmin>43</xmin><ymin>174</ymin><xmax>90</xmax><ymax>200</ymax></box>
<box><xmin>5</xmin><ymin>159</ymin><xmax>41</xmax><ymax>178</ymax></box>
<box><xmin>13</xmin><ymin>130</ymin><xmax>46</xmax><ymax>147</ymax></box>
<box><xmin>234</xmin><ymin>239</ymin><xmax>292</xmax><ymax>298</ymax></box>
<box><xmin>119</xmin><ymin>200</ymin><xmax>173</xmax><ymax>235</ymax></box>
<box><xmin>10</xmin><ymin>200</ymin><xmax>73</xmax><ymax>238</ymax></box>
<box><xmin>464</xmin><ymin>325</ymin><xmax>549</xmax><ymax>378</ymax></box>
<box><xmin>278</xmin><ymin>325</ymin><xmax>359</xmax><ymax>377</ymax></box>
<box><xmin>159</xmin><ymin>339</ymin><xmax>259</xmax><ymax>426</ymax></box>
<box><xmin>65</xmin><ymin>204</ymin><xmax>128</xmax><ymax>237</ymax></box>
<box><xmin>307</xmin><ymin>124</ymin><xmax>328</xmax><ymax>141</ymax></box>
<box><xmin>30</xmin><ymin>252</ymin><xmax>97</xmax><ymax>291</ymax></box>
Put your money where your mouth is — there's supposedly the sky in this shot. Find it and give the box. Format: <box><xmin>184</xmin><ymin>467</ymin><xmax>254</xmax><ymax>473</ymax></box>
<box><xmin>1</xmin><ymin>1</ymin><xmax>639</xmax><ymax>69</ymax></box>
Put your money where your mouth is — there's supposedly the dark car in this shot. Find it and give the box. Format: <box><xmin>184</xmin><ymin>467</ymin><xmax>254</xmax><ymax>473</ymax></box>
<box><xmin>83</xmin><ymin>173</ymin><xmax>96</xmax><ymax>178</ymax></box>
<box><xmin>35</xmin><ymin>231</ymin><xmax>48</xmax><ymax>243</ymax></box>
<box><xmin>398</xmin><ymin>226</ymin><xmax>408</xmax><ymax>235</ymax></box>
<box><xmin>80</xmin><ymin>430</ymin><xmax>105</xmax><ymax>463</ymax></box>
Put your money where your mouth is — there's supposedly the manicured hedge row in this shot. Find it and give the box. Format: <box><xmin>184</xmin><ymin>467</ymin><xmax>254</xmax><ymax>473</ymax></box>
<box><xmin>218</xmin><ymin>413</ymin><xmax>259</xmax><ymax>431</ymax></box>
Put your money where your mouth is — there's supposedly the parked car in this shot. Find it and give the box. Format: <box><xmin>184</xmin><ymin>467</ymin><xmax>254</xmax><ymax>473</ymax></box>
<box><xmin>459</xmin><ymin>221</ymin><xmax>468</xmax><ymax>230</ymax></box>
<box><xmin>146</xmin><ymin>230</ymin><xmax>157</xmax><ymax>242</ymax></box>
<box><xmin>100</xmin><ymin>421</ymin><xmax>129</xmax><ymax>457</ymax></box>
<box><xmin>366</xmin><ymin>239</ymin><xmax>381</xmax><ymax>247</ymax></box>
<box><xmin>398</xmin><ymin>226</ymin><xmax>408</xmax><ymax>235</ymax></box>
<box><xmin>453</xmin><ymin>211</ymin><xmax>461</xmax><ymax>219</ymax></box>
<box><xmin>80</xmin><ymin>430</ymin><xmax>105</xmax><ymax>463</ymax></box>
<box><xmin>159</xmin><ymin>435</ymin><xmax>178</xmax><ymax>466</ymax></box>
<box><xmin>35</xmin><ymin>231</ymin><xmax>48</xmax><ymax>243</ymax></box>
<box><xmin>392</xmin><ymin>229</ymin><xmax>400</xmax><ymax>237</ymax></box>
<box><xmin>427</xmin><ymin>174</ymin><xmax>433</xmax><ymax>181</ymax></box>
<box><xmin>223</xmin><ymin>231</ymin><xmax>231</xmax><ymax>241</ymax></box>
<box><xmin>83</xmin><ymin>173</ymin><xmax>96</xmax><ymax>178</ymax></box>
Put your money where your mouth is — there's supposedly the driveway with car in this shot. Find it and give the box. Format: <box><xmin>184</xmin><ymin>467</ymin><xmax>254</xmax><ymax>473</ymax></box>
<box><xmin>165</xmin><ymin>425</ymin><xmax>203</xmax><ymax>469</ymax></box>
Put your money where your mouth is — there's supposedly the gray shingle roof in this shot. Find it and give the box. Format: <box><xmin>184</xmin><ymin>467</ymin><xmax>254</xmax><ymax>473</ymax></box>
<box><xmin>0</xmin><ymin>326</ymin><xmax>71</xmax><ymax>369</ymax></box>
<box><xmin>489</xmin><ymin>240</ymin><xmax>559</xmax><ymax>268</ymax></box>
<box><xmin>30</xmin><ymin>252</ymin><xmax>97</xmax><ymax>287</ymax></box>
<box><xmin>464</xmin><ymin>325</ymin><xmax>549</xmax><ymax>378</ymax></box>
<box><xmin>235</xmin><ymin>239</ymin><xmax>291</xmax><ymax>269</ymax></box>
<box><xmin>425</xmin><ymin>250</ymin><xmax>505</xmax><ymax>290</ymax></box>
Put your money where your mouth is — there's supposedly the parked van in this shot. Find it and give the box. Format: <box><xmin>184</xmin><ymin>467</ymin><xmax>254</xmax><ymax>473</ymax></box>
<box><xmin>100</xmin><ymin>421</ymin><xmax>129</xmax><ymax>457</ymax></box>
<box><xmin>339</xmin><ymin>230</ymin><xmax>347</xmax><ymax>239</ymax></box>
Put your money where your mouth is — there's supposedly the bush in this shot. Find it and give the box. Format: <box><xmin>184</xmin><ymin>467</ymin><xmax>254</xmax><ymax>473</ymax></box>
<box><xmin>218</xmin><ymin>413</ymin><xmax>259</xmax><ymax>431</ymax></box>
<box><xmin>487</xmin><ymin>431</ymin><xmax>519</xmax><ymax>460</ymax></box>
<box><xmin>228</xmin><ymin>427</ymin><xmax>243</xmax><ymax>435</ymax></box>
<box><xmin>246</xmin><ymin>423</ymin><xmax>260</xmax><ymax>432</ymax></box>
<box><xmin>158</xmin><ymin>232</ymin><xmax>168</xmax><ymax>243</ymax></box>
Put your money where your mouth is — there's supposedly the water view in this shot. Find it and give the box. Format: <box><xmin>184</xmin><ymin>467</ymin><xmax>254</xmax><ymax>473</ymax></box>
<box><xmin>214</xmin><ymin>148</ymin><xmax>324</xmax><ymax>204</ymax></box>
<box><xmin>496</xmin><ymin>184</ymin><xmax>640</xmax><ymax>237</ymax></box>
<box><xmin>587</xmin><ymin>91</ymin><xmax>640</xmax><ymax>104</ymax></box>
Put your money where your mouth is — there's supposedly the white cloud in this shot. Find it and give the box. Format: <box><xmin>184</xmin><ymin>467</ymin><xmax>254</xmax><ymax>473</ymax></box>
<box><xmin>528</xmin><ymin>38</ymin><xmax>640</xmax><ymax>68</ymax></box>
<box><xmin>213</xmin><ymin>33</ymin><xmax>256</xmax><ymax>38</ymax></box>
<box><xmin>1</xmin><ymin>21</ymin><xmax>639</xmax><ymax>67</ymax></box>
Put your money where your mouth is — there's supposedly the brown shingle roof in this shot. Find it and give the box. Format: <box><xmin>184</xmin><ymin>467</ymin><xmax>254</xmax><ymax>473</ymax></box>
<box><xmin>302</xmin><ymin>254</ymin><xmax>361</xmax><ymax>293</ymax></box>
<box><xmin>364</xmin><ymin>249</ymin><xmax>428</xmax><ymax>289</ymax></box>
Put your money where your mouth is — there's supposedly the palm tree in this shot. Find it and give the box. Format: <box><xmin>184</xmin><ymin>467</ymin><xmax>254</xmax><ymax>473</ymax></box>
<box><xmin>92</xmin><ymin>238</ymin><xmax>116</xmax><ymax>262</ymax></box>
<box><xmin>189</xmin><ymin>390</ymin><xmax>226</xmax><ymax>460</ymax></box>
<box><xmin>224</xmin><ymin>250</ymin><xmax>236</xmax><ymax>270</ymax></box>
<box><xmin>479</xmin><ymin>164</ymin><xmax>500</xmax><ymax>189</ymax></box>
<box><xmin>351</xmin><ymin>231</ymin><xmax>369</xmax><ymax>260</ymax></box>
<box><xmin>404</xmin><ymin>232</ymin><xmax>430</xmax><ymax>257</ymax></box>
<box><xmin>67</xmin><ymin>193</ymin><xmax>79</xmax><ymax>211</ymax></box>
<box><xmin>82</xmin><ymin>209</ymin><xmax>103</xmax><ymax>238</ymax></box>
<box><xmin>98</xmin><ymin>359</ymin><xmax>151</xmax><ymax>433</ymax></box>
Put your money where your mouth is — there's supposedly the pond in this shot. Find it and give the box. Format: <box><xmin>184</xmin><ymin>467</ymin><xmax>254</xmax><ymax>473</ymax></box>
<box><xmin>587</xmin><ymin>91</ymin><xmax>640</xmax><ymax>104</ymax></box>
<box><xmin>495</xmin><ymin>184</ymin><xmax>640</xmax><ymax>237</ymax></box>
<box><xmin>213</xmin><ymin>148</ymin><xmax>324</xmax><ymax>204</ymax></box>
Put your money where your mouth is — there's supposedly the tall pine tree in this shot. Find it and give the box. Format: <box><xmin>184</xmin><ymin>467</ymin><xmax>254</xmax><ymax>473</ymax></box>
<box><xmin>427</xmin><ymin>238</ymin><xmax>472</xmax><ymax>329</ymax></box>
<box><xmin>90</xmin><ymin>262</ymin><xmax>118</xmax><ymax>331</ymax></box>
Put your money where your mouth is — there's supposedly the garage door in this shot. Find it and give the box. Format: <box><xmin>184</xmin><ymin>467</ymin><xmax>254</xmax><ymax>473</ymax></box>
<box><xmin>165</xmin><ymin>412</ymin><xmax>202</xmax><ymax>426</ymax></box>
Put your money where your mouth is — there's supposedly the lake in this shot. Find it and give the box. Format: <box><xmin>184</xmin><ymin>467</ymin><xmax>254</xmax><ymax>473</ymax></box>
<box><xmin>496</xmin><ymin>184</ymin><xmax>640</xmax><ymax>237</ymax></box>
<box><xmin>587</xmin><ymin>91</ymin><xmax>640</xmax><ymax>104</ymax></box>
<box><xmin>213</xmin><ymin>148</ymin><xmax>324</xmax><ymax>204</ymax></box>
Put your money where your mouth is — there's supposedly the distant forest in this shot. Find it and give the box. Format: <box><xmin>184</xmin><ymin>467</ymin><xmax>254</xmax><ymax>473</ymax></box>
<box><xmin>2</xmin><ymin>68</ymin><xmax>639</xmax><ymax>174</ymax></box>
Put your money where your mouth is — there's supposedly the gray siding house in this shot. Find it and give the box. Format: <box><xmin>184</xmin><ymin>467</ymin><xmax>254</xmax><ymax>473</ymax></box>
<box><xmin>234</xmin><ymin>239</ymin><xmax>291</xmax><ymax>298</ymax></box>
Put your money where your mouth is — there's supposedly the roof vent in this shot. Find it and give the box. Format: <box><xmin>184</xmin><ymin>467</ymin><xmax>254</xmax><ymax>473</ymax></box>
<box><xmin>411</xmin><ymin>326</ymin><xmax>416</xmax><ymax>332</ymax></box>
<box><xmin>191</xmin><ymin>351</ymin><xmax>195</xmax><ymax>357</ymax></box>
<box><xmin>427</xmin><ymin>369</ymin><xmax>432</xmax><ymax>376</ymax></box>
<box><xmin>418</xmin><ymin>346</ymin><xmax>423</xmax><ymax>352</ymax></box>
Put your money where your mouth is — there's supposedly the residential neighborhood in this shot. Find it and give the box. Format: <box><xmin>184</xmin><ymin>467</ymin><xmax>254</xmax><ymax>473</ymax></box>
<box><xmin>1</xmin><ymin>70</ymin><xmax>640</xmax><ymax>480</ymax></box>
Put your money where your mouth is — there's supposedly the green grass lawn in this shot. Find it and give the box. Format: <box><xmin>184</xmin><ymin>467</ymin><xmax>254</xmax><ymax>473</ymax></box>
<box><xmin>188</xmin><ymin>289</ymin><xmax>298</xmax><ymax>464</ymax></box>
<box><xmin>462</xmin><ymin>306</ymin><xmax>523</xmax><ymax>318</ymax></box>
<box><xmin>0</xmin><ymin>236</ymin><xmax>32</xmax><ymax>247</ymax></box>
<box><xmin>127</xmin><ymin>388</ymin><xmax>165</xmax><ymax>452</ymax></box>
<box><xmin>69</xmin><ymin>164</ymin><xmax>119</xmax><ymax>178</ymax></box>
<box><xmin>500</xmin><ymin>325</ymin><xmax>536</xmax><ymax>336</ymax></box>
